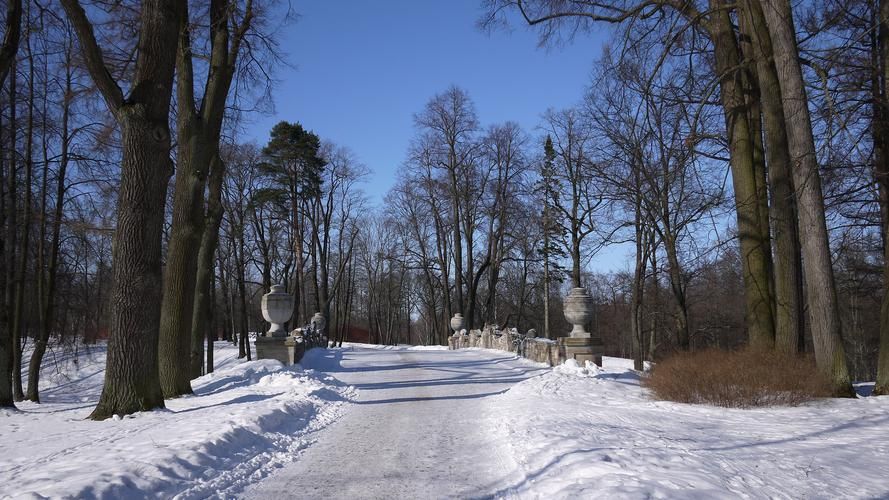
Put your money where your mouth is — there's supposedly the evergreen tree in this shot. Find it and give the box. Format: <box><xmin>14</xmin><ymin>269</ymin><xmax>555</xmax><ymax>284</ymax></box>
<box><xmin>259</xmin><ymin>121</ymin><xmax>326</xmax><ymax>202</ymax></box>
<box><xmin>537</xmin><ymin>135</ymin><xmax>567</xmax><ymax>339</ymax></box>
<box><xmin>254</xmin><ymin>121</ymin><xmax>326</xmax><ymax>317</ymax></box>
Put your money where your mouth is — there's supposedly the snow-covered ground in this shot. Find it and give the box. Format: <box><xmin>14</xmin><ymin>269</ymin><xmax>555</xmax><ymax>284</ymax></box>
<box><xmin>489</xmin><ymin>357</ymin><xmax>889</xmax><ymax>499</ymax></box>
<box><xmin>241</xmin><ymin>344</ymin><xmax>547</xmax><ymax>499</ymax></box>
<box><xmin>1</xmin><ymin>341</ymin><xmax>355</xmax><ymax>499</ymax></box>
<box><xmin>4</xmin><ymin>341</ymin><xmax>889</xmax><ymax>499</ymax></box>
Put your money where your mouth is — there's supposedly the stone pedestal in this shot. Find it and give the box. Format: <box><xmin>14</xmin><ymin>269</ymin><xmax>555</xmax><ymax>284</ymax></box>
<box><xmin>558</xmin><ymin>336</ymin><xmax>603</xmax><ymax>367</ymax></box>
<box><xmin>255</xmin><ymin>335</ymin><xmax>305</xmax><ymax>365</ymax></box>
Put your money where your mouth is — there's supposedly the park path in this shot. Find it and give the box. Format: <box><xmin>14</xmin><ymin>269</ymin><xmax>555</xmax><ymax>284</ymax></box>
<box><xmin>240</xmin><ymin>345</ymin><xmax>548</xmax><ymax>499</ymax></box>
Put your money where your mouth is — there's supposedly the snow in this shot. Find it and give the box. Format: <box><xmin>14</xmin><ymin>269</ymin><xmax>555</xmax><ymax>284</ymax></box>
<box><xmin>1</xmin><ymin>341</ymin><xmax>355</xmax><ymax>499</ymax></box>
<box><xmin>241</xmin><ymin>344</ymin><xmax>548</xmax><ymax>499</ymax></box>
<box><xmin>4</xmin><ymin>341</ymin><xmax>889</xmax><ymax>499</ymax></box>
<box><xmin>489</xmin><ymin>355</ymin><xmax>889</xmax><ymax>499</ymax></box>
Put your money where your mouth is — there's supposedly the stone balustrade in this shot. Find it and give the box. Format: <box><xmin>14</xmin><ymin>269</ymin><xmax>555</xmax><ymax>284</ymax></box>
<box><xmin>447</xmin><ymin>325</ymin><xmax>562</xmax><ymax>366</ymax></box>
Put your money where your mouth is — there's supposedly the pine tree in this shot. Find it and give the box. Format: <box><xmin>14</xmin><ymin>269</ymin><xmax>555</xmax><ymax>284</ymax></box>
<box><xmin>537</xmin><ymin>135</ymin><xmax>566</xmax><ymax>339</ymax></box>
<box><xmin>254</xmin><ymin>121</ymin><xmax>326</xmax><ymax>320</ymax></box>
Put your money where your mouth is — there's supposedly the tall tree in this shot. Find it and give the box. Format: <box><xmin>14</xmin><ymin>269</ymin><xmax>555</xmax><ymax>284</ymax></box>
<box><xmin>60</xmin><ymin>0</ymin><xmax>182</xmax><ymax>419</ymax></box>
<box><xmin>739</xmin><ymin>0</ymin><xmax>804</xmax><ymax>353</ymax></box>
<box><xmin>158</xmin><ymin>0</ymin><xmax>254</xmax><ymax>396</ymax></box>
<box><xmin>537</xmin><ymin>135</ymin><xmax>565</xmax><ymax>339</ymax></box>
<box><xmin>873</xmin><ymin>0</ymin><xmax>889</xmax><ymax>396</ymax></box>
<box><xmin>413</xmin><ymin>87</ymin><xmax>480</xmax><ymax>326</ymax></box>
<box><xmin>26</xmin><ymin>17</ymin><xmax>77</xmax><ymax>402</ymax></box>
<box><xmin>256</xmin><ymin>121</ymin><xmax>325</xmax><ymax>320</ymax></box>
<box><xmin>542</xmin><ymin>107</ymin><xmax>601</xmax><ymax>289</ymax></box>
<box><xmin>0</xmin><ymin>0</ymin><xmax>21</xmax><ymax>409</ymax></box>
<box><xmin>760</xmin><ymin>0</ymin><xmax>854</xmax><ymax>396</ymax></box>
<box><xmin>11</xmin><ymin>1</ymin><xmax>35</xmax><ymax>401</ymax></box>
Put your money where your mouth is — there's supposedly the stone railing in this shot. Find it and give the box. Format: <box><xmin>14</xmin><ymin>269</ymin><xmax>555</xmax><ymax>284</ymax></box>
<box><xmin>448</xmin><ymin>325</ymin><xmax>561</xmax><ymax>366</ymax></box>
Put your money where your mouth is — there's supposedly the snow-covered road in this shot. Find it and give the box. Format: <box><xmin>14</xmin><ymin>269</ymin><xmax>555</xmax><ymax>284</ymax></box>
<box><xmin>241</xmin><ymin>345</ymin><xmax>548</xmax><ymax>499</ymax></box>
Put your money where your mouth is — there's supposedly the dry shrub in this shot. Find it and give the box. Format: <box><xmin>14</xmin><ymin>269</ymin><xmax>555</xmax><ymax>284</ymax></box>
<box><xmin>642</xmin><ymin>348</ymin><xmax>832</xmax><ymax>408</ymax></box>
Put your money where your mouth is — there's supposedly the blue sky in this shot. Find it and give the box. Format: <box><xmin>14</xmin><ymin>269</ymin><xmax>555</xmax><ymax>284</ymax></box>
<box><xmin>241</xmin><ymin>1</ymin><xmax>631</xmax><ymax>271</ymax></box>
<box><xmin>242</xmin><ymin>0</ymin><xmax>607</xmax><ymax>202</ymax></box>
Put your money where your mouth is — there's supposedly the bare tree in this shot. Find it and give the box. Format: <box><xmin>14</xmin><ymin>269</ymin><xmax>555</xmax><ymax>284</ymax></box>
<box><xmin>158</xmin><ymin>0</ymin><xmax>255</xmax><ymax>397</ymax></box>
<box><xmin>413</xmin><ymin>86</ymin><xmax>480</xmax><ymax>326</ymax></box>
<box><xmin>481</xmin><ymin>0</ymin><xmax>777</xmax><ymax>349</ymax></box>
<box><xmin>0</xmin><ymin>0</ymin><xmax>21</xmax><ymax>408</ymax></box>
<box><xmin>760</xmin><ymin>0</ymin><xmax>854</xmax><ymax>396</ymax></box>
<box><xmin>541</xmin><ymin>107</ymin><xmax>602</xmax><ymax>289</ymax></box>
<box><xmin>60</xmin><ymin>0</ymin><xmax>182</xmax><ymax>419</ymax></box>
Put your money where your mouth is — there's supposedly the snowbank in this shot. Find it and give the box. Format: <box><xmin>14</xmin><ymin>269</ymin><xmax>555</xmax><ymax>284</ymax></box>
<box><xmin>487</xmin><ymin>356</ymin><xmax>889</xmax><ymax>498</ymax></box>
<box><xmin>1</xmin><ymin>341</ymin><xmax>355</xmax><ymax>499</ymax></box>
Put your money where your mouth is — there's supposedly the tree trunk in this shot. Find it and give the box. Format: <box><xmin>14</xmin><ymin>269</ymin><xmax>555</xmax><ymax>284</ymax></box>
<box><xmin>451</xmin><ymin>166</ymin><xmax>464</xmax><ymax>322</ymax></box>
<box><xmin>12</xmin><ymin>32</ymin><xmax>35</xmax><ymax>402</ymax></box>
<box><xmin>61</xmin><ymin>0</ymin><xmax>181</xmax><ymax>419</ymax></box>
<box><xmin>663</xmin><ymin>234</ymin><xmax>690</xmax><ymax>351</ymax></box>
<box><xmin>871</xmin><ymin>0</ymin><xmax>889</xmax><ymax>395</ymax></box>
<box><xmin>236</xmin><ymin>234</ymin><xmax>250</xmax><ymax>359</ymax></box>
<box><xmin>191</xmin><ymin>154</ymin><xmax>225</xmax><ymax>378</ymax></box>
<box><xmin>631</xmin><ymin>198</ymin><xmax>648</xmax><ymax>370</ymax></box>
<box><xmin>761</xmin><ymin>0</ymin><xmax>854</xmax><ymax>397</ymax></box>
<box><xmin>206</xmin><ymin>268</ymin><xmax>215</xmax><ymax>374</ymax></box>
<box><xmin>648</xmin><ymin>238</ymin><xmax>660</xmax><ymax>361</ymax></box>
<box><xmin>160</xmin><ymin>0</ymin><xmax>246</xmax><ymax>395</ymax></box>
<box><xmin>157</xmin><ymin>119</ymin><xmax>203</xmax><ymax>397</ymax></box>
<box><xmin>89</xmin><ymin>113</ymin><xmax>174</xmax><ymax>417</ymax></box>
<box><xmin>0</xmin><ymin>0</ymin><xmax>21</xmax><ymax>409</ymax></box>
<box><xmin>708</xmin><ymin>2</ymin><xmax>776</xmax><ymax>349</ymax></box>
<box><xmin>741</xmin><ymin>0</ymin><xmax>804</xmax><ymax>354</ymax></box>
<box><xmin>1</xmin><ymin>64</ymin><xmax>16</xmax><ymax>409</ymax></box>
<box><xmin>26</xmin><ymin>50</ymin><xmax>72</xmax><ymax>402</ymax></box>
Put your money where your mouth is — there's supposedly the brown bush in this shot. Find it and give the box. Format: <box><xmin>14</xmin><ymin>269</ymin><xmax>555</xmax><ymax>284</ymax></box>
<box><xmin>642</xmin><ymin>348</ymin><xmax>833</xmax><ymax>408</ymax></box>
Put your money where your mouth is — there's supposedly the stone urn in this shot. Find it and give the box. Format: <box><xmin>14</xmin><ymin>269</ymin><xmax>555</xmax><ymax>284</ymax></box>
<box><xmin>450</xmin><ymin>313</ymin><xmax>465</xmax><ymax>334</ymax></box>
<box><xmin>564</xmin><ymin>287</ymin><xmax>593</xmax><ymax>338</ymax></box>
<box><xmin>311</xmin><ymin>312</ymin><xmax>326</xmax><ymax>335</ymax></box>
<box><xmin>261</xmin><ymin>284</ymin><xmax>293</xmax><ymax>337</ymax></box>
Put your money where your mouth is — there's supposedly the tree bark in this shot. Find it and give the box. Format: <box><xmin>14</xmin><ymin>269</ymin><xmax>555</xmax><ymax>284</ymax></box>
<box><xmin>61</xmin><ymin>0</ymin><xmax>182</xmax><ymax>419</ymax></box>
<box><xmin>707</xmin><ymin>2</ymin><xmax>776</xmax><ymax>349</ymax></box>
<box><xmin>191</xmin><ymin>153</ymin><xmax>226</xmax><ymax>378</ymax></box>
<box><xmin>159</xmin><ymin>0</ymin><xmax>249</xmax><ymax>397</ymax></box>
<box><xmin>741</xmin><ymin>0</ymin><xmax>804</xmax><ymax>354</ymax></box>
<box><xmin>0</xmin><ymin>0</ymin><xmax>21</xmax><ymax>408</ymax></box>
<box><xmin>0</xmin><ymin>0</ymin><xmax>21</xmax><ymax>85</ymax></box>
<box><xmin>12</xmin><ymin>26</ymin><xmax>35</xmax><ymax>402</ymax></box>
<box><xmin>760</xmin><ymin>0</ymin><xmax>854</xmax><ymax>397</ymax></box>
<box><xmin>872</xmin><ymin>0</ymin><xmax>889</xmax><ymax>395</ymax></box>
<box><xmin>631</xmin><ymin>185</ymin><xmax>649</xmax><ymax>370</ymax></box>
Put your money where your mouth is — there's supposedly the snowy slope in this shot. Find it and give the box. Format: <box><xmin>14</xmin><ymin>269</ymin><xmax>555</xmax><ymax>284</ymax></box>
<box><xmin>487</xmin><ymin>357</ymin><xmax>889</xmax><ymax>499</ymax></box>
<box><xmin>1</xmin><ymin>341</ymin><xmax>355</xmax><ymax>499</ymax></box>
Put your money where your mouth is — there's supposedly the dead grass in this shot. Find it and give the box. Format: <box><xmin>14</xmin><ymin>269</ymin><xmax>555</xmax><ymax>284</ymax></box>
<box><xmin>642</xmin><ymin>348</ymin><xmax>832</xmax><ymax>408</ymax></box>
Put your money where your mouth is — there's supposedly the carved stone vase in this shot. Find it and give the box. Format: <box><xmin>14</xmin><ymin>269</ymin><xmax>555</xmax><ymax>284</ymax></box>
<box><xmin>450</xmin><ymin>313</ymin><xmax>466</xmax><ymax>334</ymax></box>
<box><xmin>311</xmin><ymin>312</ymin><xmax>326</xmax><ymax>335</ymax></box>
<box><xmin>261</xmin><ymin>284</ymin><xmax>293</xmax><ymax>337</ymax></box>
<box><xmin>563</xmin><ymin>287</ymin><xmax>593</xmax><ymax>338</ymax></box>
